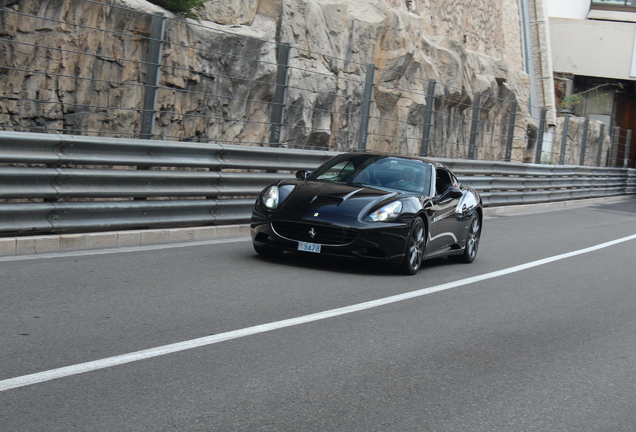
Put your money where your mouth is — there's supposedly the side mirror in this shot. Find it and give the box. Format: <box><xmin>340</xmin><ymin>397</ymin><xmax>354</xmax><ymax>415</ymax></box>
<box><xmin>296</xmin><ymin>170</ymin><xmax>311</xmax><ymax>180</ymax></box>
<box><xmin>439</xmin><ymin>187</ymin><xmax>463</xmax><ymax>201</ymax></box>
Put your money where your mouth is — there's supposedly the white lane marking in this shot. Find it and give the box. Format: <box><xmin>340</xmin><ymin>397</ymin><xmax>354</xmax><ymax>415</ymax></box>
<box><xmin>2</xmin><ymin>233</ymin><xmax>636</xmax><ymax>392</ymax></box>
<box><xmin>0</xmin><ymin>237</ymin><xmax>251</xmax><ymax>263</ymax></box>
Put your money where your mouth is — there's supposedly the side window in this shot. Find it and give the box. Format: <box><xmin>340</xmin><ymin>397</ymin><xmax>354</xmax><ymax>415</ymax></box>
<box><xmin>591</xmin><ymin>0</ymin><xmax>636</xmax><ymax>10</ymax></box>
<box><xmin>316</xmin><ymin>161</ymin><xmax>355</xmax><ymax>181</ymax></box>
<box><xmin>450</xmin><ymin>172</ymin><xmax>459</xmax><ymax>188</ymax></box>
<box><xmin>435</xmin><ymin>168</ymin><xmax>453</xmax><ymax>195</ymax></box>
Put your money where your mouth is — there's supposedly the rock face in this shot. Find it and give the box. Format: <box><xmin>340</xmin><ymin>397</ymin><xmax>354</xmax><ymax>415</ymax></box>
<box><xmin>0</xmin><ymin>0</ymin><xmax>566</xmax><ymax>162</ymax></box>
<box><xmin>548</xmin><ymin>115</ymin><xmax>611</xmax><ymax>167</ymax></box>
<box><xmin>0</xmin><ymin>0</ymin><xmax>159</xmax><ymax>136</ymax></box>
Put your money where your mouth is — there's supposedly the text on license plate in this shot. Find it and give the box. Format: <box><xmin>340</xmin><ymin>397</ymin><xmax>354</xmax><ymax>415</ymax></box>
<box><xmin>298</xmin><ymin>242</ymin><xmax>321</xmax><ymax>253</ymax></box>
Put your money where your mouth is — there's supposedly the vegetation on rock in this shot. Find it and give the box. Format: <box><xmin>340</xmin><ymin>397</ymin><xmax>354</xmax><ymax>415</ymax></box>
<box><xmin>147</xmin><ymin>0</ymin><xmax>205</xmax><ymax>19</ymax></box>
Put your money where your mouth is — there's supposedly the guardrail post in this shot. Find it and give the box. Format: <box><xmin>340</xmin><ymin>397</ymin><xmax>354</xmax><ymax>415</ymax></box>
<box><xmin>610</xmin><ymin>126</ymin><xmax>621</xmax><ymax>167</ymax></box>
<box><xmin>504</xmin><ymin>101</ymin><xmax>518</xmax><ymax>162</ymax></box>
<box><xmin>269</xmin><ymin>43</ymin><xmax>291</xmax><ymax>147</ymax></box>
<box><xmin>420</xmin><ymin>79</ymin><xmax>436</xmax><ymax>157</ymax></box>
<box><xmin>579</xmin><ymin>117</ymin><xmax>589</xmax><ymax>166</ymax></box>
<box><xmin>140</xmin><ymin>12</ymin><xmax>166</xmax><ymax>140</ymax></box>
<box><xmin>534</xmin><ymin>108</ymin><xmax>547</xmax><ymax>164</ymax></box>
<box><xmin>624</xmin><ymin>129</ymin><xmax>632</xmax><ymax>168</ymax></box>
<box><xmin>467</xmin><ymin>93</ymin><xmax>482</xmax><ymax>159</ymax></box>
<box><xmin>358</xmin><ymin>64</ymin><xmax>376</xmax><ymax>151</ymax></box>
<box><xmin>596</xmin><ymin>123</ymin><xmax>605</xmax><ymax>167</ymax></box>
<box><xmin>559</xmin><ymin>114</ymin><xmax>570</xmax><ymax>165</ymax></box>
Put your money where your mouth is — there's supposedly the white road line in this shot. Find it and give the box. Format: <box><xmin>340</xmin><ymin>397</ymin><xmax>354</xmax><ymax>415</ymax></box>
<box><xmin>2</xmin><ymin>233</ymin><xmax>636</xmax><ymax>392</ymax></box>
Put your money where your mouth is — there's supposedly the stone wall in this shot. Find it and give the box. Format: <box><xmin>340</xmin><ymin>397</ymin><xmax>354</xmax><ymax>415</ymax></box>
<box><xmin>0</xmin><ymin>0</ymin><xmax>545</xmax><ymax>161</ymax></box>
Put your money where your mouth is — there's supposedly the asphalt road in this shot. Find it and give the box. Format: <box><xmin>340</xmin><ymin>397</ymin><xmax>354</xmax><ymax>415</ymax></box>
<box><xmin>1</xmin><ymin>199</ymin><xmax>636</xmax><ymax>431</ymax></box>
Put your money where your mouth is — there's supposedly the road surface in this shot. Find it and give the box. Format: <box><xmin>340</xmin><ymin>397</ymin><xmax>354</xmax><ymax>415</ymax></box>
<box><xmin>1</xmin><ymin>199</ymin><xmax>636</xmax><ymax>431</ymax></box>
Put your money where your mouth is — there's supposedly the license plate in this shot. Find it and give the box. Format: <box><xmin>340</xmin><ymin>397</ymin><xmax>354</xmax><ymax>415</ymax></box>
<box><xmin>298</xmin><ymin>242</ymin><xmax>321</xmax><ymax>253</ymax></box>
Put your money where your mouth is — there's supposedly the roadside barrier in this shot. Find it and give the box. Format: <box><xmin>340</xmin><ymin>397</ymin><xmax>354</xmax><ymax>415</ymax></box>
<box><xmin>1</xmin><ymin>131</ymin><xmax>634</xmax><ymax>236</ymax></box>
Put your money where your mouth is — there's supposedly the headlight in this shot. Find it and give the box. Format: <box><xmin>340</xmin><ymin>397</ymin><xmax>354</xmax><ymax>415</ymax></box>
<box><xmin>263</xmin><ymin>185</ymin><xmax>279</xmax><ymax>209</ymax></box>
<box><xmin>367</xmin><ymin>201</ymin><xmax>403</xmax><ymax>222</ymax></box>
<box><xmin>261</xmin><ymin>184</ymin><xmax>295</xmax><ymax>209</ymax></box>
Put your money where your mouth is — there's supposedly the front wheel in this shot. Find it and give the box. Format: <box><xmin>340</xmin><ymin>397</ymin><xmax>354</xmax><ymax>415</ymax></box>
<box><xmin>454</xmin><ymin>214</ymin><xmax>481</xmax><ymax>263</ymax></box>
<box><xmin>399</xmin><ymin>218</ymin><xmax>426</xmax><ymax>275</ymax></box>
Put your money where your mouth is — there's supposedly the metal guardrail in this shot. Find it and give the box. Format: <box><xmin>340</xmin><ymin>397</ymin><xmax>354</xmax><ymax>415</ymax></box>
<box><xmin>438</xmin><ymin>158</ymin><xmax>636</xmax><ymax>206</ymax></box>
<box><xmin>0</xmin><ymin>131</ymin><xmax>634</xmax><ymax>236</ymax></box>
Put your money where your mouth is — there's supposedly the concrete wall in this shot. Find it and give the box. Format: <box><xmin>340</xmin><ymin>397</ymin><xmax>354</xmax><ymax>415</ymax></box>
<box><xmin>550</xmin><ymin>17</ymin><xmax>636</xmax><ymax>80</ymax></box>
<box><xmin>547</xmin><ymin>0</ymin><xmax>590</xmax><ymax>19</ymax></box>
<box><xmin>528</xmin><ymin>0</ymin><xmax>558</xmax><ymax>124</ymax></box>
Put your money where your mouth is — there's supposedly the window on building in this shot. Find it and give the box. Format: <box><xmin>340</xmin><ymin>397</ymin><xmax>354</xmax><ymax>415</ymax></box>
<box><xmin>591</xmin><ymin>0</ymin><xmax>636</xmax><ymax>11</ymax></box>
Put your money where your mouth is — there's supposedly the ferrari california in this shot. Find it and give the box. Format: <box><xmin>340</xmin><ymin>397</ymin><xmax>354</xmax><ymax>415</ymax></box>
<box><xmin>251</xmin><ymin>152</ymin><xmax>482</xmax><ymax>274</ymax></box>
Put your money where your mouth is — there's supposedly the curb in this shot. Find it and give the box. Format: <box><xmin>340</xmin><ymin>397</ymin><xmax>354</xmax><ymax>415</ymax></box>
<box><xmin>0</xmin><ymin>224</ymin><xmax>251</xmax><ymax>258</ymax></box>
<box><xmin>0</xmin><ymin>195</ymin><xmax>633</xmax><ymax>258</ymax></box>
<box><xmin>482</xmin><ymin>195</ymin><xmax>634</xmax><ymax>217</ymax></box>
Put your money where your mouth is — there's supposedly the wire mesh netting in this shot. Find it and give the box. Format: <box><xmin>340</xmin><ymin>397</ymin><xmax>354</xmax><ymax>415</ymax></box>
<box><xmin>0</xmin><ymin>0</ymin><xmax>630</xmax><ymax>167</ymax></box>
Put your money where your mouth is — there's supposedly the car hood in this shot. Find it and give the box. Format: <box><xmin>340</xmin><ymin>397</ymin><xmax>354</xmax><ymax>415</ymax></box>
<box><xmin>276</xmin><ymin>181</ymin><xmax>399</xmax><ymax>223</ymax></box>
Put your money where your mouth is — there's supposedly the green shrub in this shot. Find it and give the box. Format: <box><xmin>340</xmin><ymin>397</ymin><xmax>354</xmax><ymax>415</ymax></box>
<box><xmin>148</xmin><ymin>0</ymin><xmax>205</xmax><ymax>20</ymax></box>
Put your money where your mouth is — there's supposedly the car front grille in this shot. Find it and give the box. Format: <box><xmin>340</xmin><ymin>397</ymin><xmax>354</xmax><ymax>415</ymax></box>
<box><xmin>272</xmin><ymin>221</ymin><xmax>358</xmax><ymax>245</ymax></box>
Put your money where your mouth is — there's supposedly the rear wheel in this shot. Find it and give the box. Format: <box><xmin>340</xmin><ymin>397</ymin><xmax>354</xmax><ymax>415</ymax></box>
<box><xmin>455</xmin><ymin>214</ymin><xmax>481</xmax><ymax>263</ymax></box>
<box><xmin>253</xmin><ymin>243</ymin><xmax>283</xmax><ymax>257</ymax></box>
<box><xmin>399</xmin><ymin>218</ymin><xmax>426</xmax><ymax>275</ymax></box>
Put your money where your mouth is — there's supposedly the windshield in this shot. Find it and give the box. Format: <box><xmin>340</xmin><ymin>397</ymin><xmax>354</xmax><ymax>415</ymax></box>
<box><xmin>309</xmin><ymin>154</ymin><xmax>433</xmax><ymax>194</ymax></box>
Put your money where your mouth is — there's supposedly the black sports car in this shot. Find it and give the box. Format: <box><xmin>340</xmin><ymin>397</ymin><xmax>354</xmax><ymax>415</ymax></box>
<box><xmin>251</xmin><ymin>152</ymin><xmax>482</xmax><ymax>274</ymax></box>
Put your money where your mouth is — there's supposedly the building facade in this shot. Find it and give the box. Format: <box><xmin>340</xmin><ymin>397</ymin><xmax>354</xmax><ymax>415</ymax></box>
<box><xmin>548</xmin><ymin>0</ymin><xmax>636</xmax><ymax>166</ymax></box>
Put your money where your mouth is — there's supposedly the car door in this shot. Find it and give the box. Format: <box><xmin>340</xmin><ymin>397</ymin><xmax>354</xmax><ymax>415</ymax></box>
<box><xmin>426</xmin><ymin>168</ymin><xmax>462</xmax><ymax>255</ymax></box>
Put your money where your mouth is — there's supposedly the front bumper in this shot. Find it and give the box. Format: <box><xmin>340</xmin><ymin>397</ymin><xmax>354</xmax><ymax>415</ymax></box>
<box><xmin>251</xmin><ymin>212</ymin><xmax>411</xmax><ymax>265</ymax></box>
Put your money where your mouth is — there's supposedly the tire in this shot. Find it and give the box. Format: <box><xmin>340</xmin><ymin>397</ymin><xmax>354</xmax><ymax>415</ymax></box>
<box><xmin>253</xmin><ymin>243</ymin><xmax>283</xmax><ymax>257</ymax></box>
<box><xmin>455</xmin><ymin>214</ymin><xmax>481</xmax><ymax>263</ymax></box>
<box><xmin>399</xmin><ymin>218</ymin><xmax>426</xmax><ymax>275</ymax></box>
